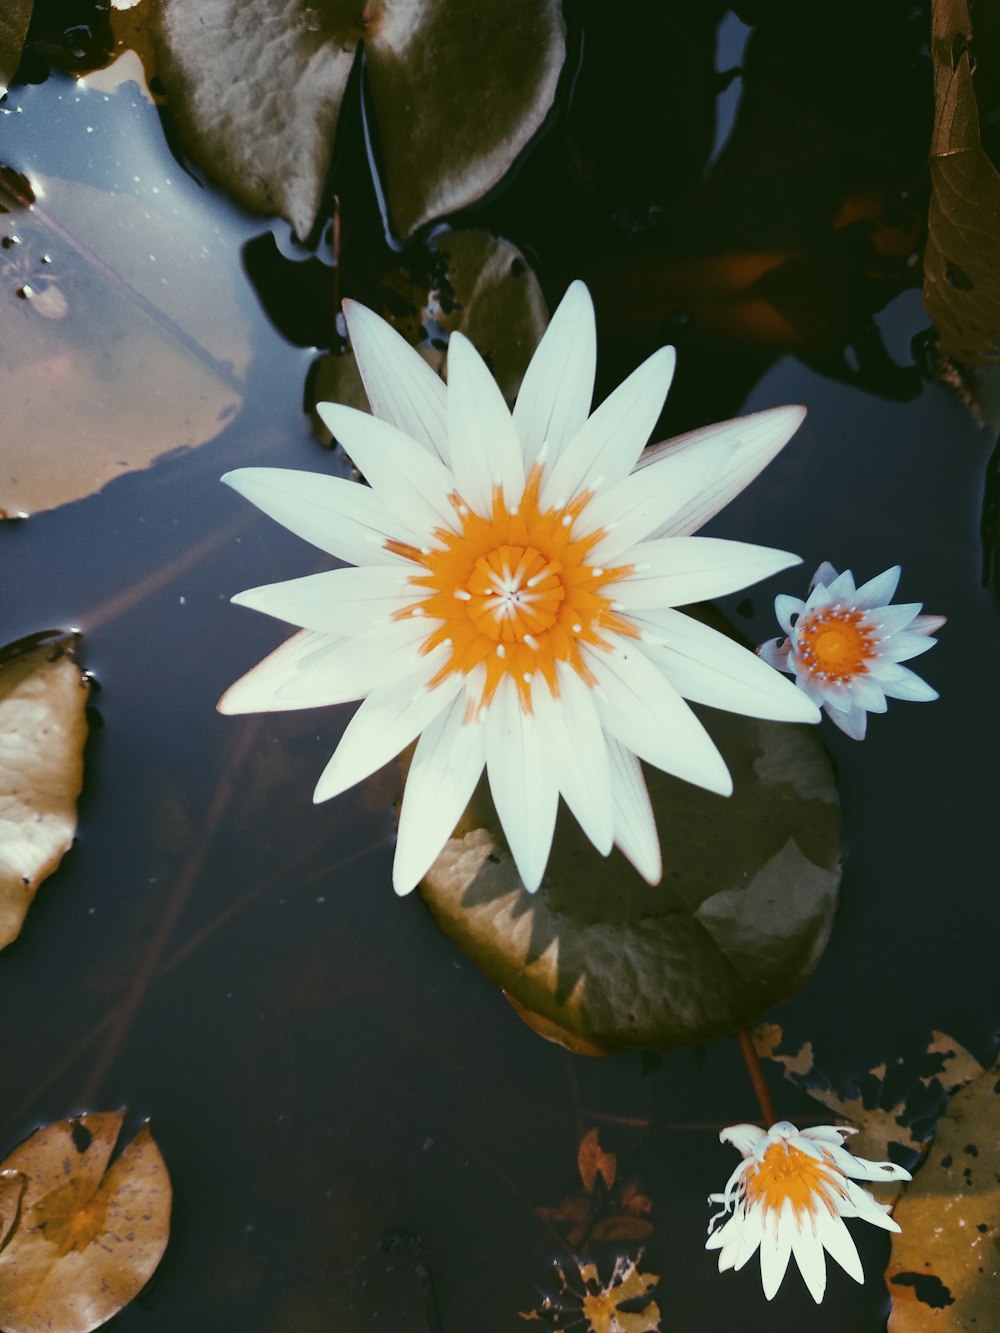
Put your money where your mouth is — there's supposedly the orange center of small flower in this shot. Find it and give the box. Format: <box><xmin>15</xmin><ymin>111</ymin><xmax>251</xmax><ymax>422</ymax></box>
<box><xmin>385</xmin><ymin>464</ymin><xmax>635</xmax><ymax>711</ymax></box>
<box><xmin>796</xmin><ymin>607</ymin><xmax>875</xmax><ymax>683</ymax></box>
<box><xmin>745</xmin><ymin>1141</ymin><xmax>845</xmax><ymax>1219</ymax></box>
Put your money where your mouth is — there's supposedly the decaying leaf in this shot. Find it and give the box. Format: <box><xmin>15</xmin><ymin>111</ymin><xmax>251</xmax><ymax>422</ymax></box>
<box><xmin>0</xmin><ymin>1171</ymin><xmax>25</xmax><ymax>1250</ymax></box>
<box><xmin>151</xmin><ymin>0</ymin><xmax>565</xmax><ymax>240</ymax></box>
<box><xmin>0</xmin><ymin>633</ymin><xmax>89</xmax><ymax>950</ymax></box>
<box><xmin>0</xmin><ymin>1109</ymin><xmax>171</xmax><ymax>1333</ymax></box>
<box><xmin>536</xmin><ymin>1129</ymin><xmax>652</xmax><ymax>1249</ymax></box>
<box><xmin>886</xmin><ymin>1063</ymin><xmax>1000</xmax><ymax>1331</ymax></box>
<box><xmin>0</xmin><ymin>0</ymin><xmax>32</xmax><ymax>95</ymax></box>
<box><xmin>521</xmin><ymin>1257</ymin><xmax>661</xmax><ymax>1333</ymax></box>
<box><xmin>312</xmin><ymin>229</ymin><xmax>548</xmax><ymax>445</ymax></box>
<box><xmin>923</xmin><ymin>0</ymin><xmax>1000</xmax><ymax>364</ymax></box>
<box><xmin>420</xmin><ymin>608</ymin><xmax>840</xmax><ymax>1053</ymax></box>
<box><xmin>920</xmin><ymin>1030</ymin><xmax>985</xmax><ymax>1093</ymax></box>
<box><xmin>0</xmin><ymin>91</ymin><xmax>251</xmax><ymax>517</ymax></box>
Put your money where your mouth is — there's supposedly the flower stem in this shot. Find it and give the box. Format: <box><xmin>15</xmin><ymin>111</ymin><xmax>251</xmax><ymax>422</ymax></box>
<box><xmin>737</xmin><ymin>1029</ymin><xmax>777</xmax><ymax>1125</ymax></box>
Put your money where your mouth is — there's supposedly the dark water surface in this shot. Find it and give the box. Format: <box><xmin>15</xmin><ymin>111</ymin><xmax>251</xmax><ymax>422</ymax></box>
<box><xmin>1</xmin><ymin>39</ymin><xmax>997</xmax><ymax>1333</ymax></box>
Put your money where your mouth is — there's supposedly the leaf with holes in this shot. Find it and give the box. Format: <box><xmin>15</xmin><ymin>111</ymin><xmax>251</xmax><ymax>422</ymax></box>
<box><xmin>0</xmin><ymin>1110</ymin><xmax>171</xmax><ymax>1333</ymax></box>
<box><xmin>924</xmin><ymin>0</ymin><xmax>1000</xmax><ymax>364</ymax></box>
<box><xmin>418</xmin><ymin>609</ymin><xmax>840</xmax><ymax>1052</ymax></box>
<box><xmin>886</xmin><ymin>1062</ymin><xmax>1000</xmax><ymax>1331</ymax></box>
<box><xmin>0</xmin><ymin>633</ymin><xmax>89</xmax><ymax>950</ymax></box>
<box><xmin>151</xmin><ymin>0</ymin><xmax>565</xmax><ymax>240</ymax></box>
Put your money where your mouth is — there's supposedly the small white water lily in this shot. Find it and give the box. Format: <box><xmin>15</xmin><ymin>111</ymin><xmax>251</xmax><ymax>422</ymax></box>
<box><xmin>706</xmin><ymin>1120</ymin><xmax>911</xmax><ymax>1304</ymax></box>
<box><xmin>758</xmin><ymin>561</ymin><xmax>945</xmax><ymax>740</ymax></box>
<box><xmin>219</xmin><ymin>281</ymin><xmax>820</xmax><ymax>894</ymax></box>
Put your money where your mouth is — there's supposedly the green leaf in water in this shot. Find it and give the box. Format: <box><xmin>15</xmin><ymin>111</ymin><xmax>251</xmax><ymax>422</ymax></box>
<box><xmin>418</xmin><ymin>608</ymin><xmax>841</xmax><ymax>1053</ymax></box>
<box><xmin>151</xmin><ymin>0</ymin><xmax>565</xmax><ymax>240</ymax></box>
<box><xmin>0</xmin><ymin>0</ymin><xmax>32</xmax><ymax>96</ymax></box>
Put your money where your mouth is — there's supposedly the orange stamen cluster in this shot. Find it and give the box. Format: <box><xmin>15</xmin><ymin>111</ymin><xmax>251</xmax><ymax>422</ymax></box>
<box><xmin>745</xmin><ymin>1142</ymin><xmax>845</xmax><ymax>1220</ymax></box>
<box><xmin>385</xmin><ymin>464</ymin><xmax>635</xmax><ymax>711</ymax></box>
<box><xmin>796</xmin><ymin>607</ymin><xmax>875</xmax><ymax>683</ymax></box>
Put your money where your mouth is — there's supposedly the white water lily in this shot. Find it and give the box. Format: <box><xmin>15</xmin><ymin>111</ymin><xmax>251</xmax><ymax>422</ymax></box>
<box><xmin>219</xmin><ymin>281</ymin><xmax>819</xmax><ymax>894</ymax></box>
<box><xmin>706</xmin><ymin>1120</ymin><xmax>912</xmax><ymax>1303</ymax></box>
<box><xmin>758</xmin><ymin>561</ymin><xmax>945</xmax><ymax>740</ymax></box>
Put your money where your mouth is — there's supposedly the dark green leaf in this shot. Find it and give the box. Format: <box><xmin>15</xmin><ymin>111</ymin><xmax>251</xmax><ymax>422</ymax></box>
<box><xmin>0</xmin><ymin>0</ymin><xmax>32</xmax><ymax>95</ymax></box>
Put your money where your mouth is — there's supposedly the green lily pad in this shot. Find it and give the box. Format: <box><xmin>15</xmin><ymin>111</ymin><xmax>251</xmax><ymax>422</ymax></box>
<box><xmin>0</xmin><ymin>0</ymin><xmax>32</xmax><ymax>96</ymax></box>
<box><xmin>151</xmin><ymin>0</ymin><xmax>565</xmax><ymax>240</ymax></box>
<box><xmin>887</xmin><ymin>1062</ymin><xmax>1000</xmax><ymax>1332</ymax></box>
<box><xmin>312</xmin><ymin>229</ymin><xmax>547</xmax><ymax>444</ymax></box>
<box><xmin>418</xmin><ymin>609</ymin><xmax>841</xmax><ymax>1052</ymax></box>
<box><xmin>924</xmin><ymin>0</ymin><xmax>1000</xmax><ymax>365</ymax></box>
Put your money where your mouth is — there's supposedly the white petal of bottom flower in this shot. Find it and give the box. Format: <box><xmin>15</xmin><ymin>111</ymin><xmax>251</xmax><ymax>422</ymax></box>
<box><xmin>815</xmin><ymin>1208</ymin><xmax>864</xmax><ymax>1285</ymax></box>
<box><xmin>790</xmin><ymin>1218</ymin><xmax>829</xmax><ymax>1303</ymax></box>
<box><xmin>587</xmin><ymin>638</ymin><xmax>733</xmax><ymax>796</ymax></box>
<box><xmin>485</xmin><ymin>677</ymin><xmax>560</xmax><ymax>892</ymax></box>
<box><xmin>313</xmin><ymin>650</ymin><xmax>463</xmax><ymax>803</ymax></box>
<box><xmin>393</xmin><ymin>693</ymin><xmax>487</xmax><ymax>895</ymax></box>
<box><xmin>759</xmin><ymin>1203</ymin><xmax>794</xmax><ymax>1300</ymax></box>
<box><xmin>605</xmin><ymin>738</ymin><xmax>661</xmax><ymax>884</ymax></box>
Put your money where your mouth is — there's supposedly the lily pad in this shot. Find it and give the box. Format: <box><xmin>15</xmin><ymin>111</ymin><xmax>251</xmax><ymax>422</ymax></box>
<box><xmin>886</xmin><ymin>1062</ymin><xmax>1000</xmax><ymax>1331</ymax></box>
<box><xmin>0</xmin><ymin>1110</ymin><xmax>171</xmax><ymax>1333</ymax></box>
<box><xmin>0</xmin><ymin>632</ymin><xmax>89</xmax><ymax>951</ymax></box>
<box><xmin>151</xmin><ymin>0</ymin><xmax>565</xmax><ymax>241</ymax></box>
<box><xmin>0</xmin><ymin>0</ymin><xmax>32</xmax><ymax>95</ymax></box>
<box><xmin>419</xmin><ymin>609</ymin><xmax>840</xmax><ymax>1052</ymax></box>
<box><xmin>924</xmin><ymin>0</ymin><xmax>1000</xmax><ymax>365</ymax></box>
<box><xmin>312</xmin><ymin>229</ymin><xmax>547</xmax><ymax>443</ymax></box>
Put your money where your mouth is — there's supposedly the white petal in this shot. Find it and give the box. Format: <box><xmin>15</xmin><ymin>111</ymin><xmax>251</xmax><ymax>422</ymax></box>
<box><xmin>880</xmin><ymin>631</ymin><xmax>940</xmax><ymax>662</ymax></box>
<box><xmin>613</xmin><ymin>537</ymin><xmax>802</xmax><ymax>609</ymax></box>
<box><xmin>720</xmin><ymin>1124</ymin><xmax>765</xmax><ymax>1155</ymax></box>
<box><xmin>635</xmin><ymin>405</ymin><xmax>807</xmax><ymax>537</ymax></box>
<box><xmin>532</xmin><ymin>669</ymin><xmax>614</xmax><ymax>855</ymax></box>
<box><xmin>868</xmin><ymin>661</ymin><xmax>939</xmax><ymax>701</ymax></box>
<box><xmin>484</xmin><ymin>677</ymin><xmax>560</xmax><ymax>892</ymax></box>
<box><xmin>316</xmin><ymin>401</ymin><xmax>459</xmax><ymax>533</ymax></box>
<box><xmin>540</xmin><ymin>345</ymin><xmax>675</xmax><ymax>506</ymax></box>
<box><xmin>790</xmin><ymin>1221</ymin><xmax>829</xmax><ymax>1303</ymax></box>
<box><xmin>841</xmin><ymin>1179</ymin><xmax>900</xmax><ymax>1231</ymax></box>
<box><xmin>222</xmin><ymin>468</ymin><xmax>414</xmax><ymax>566</ymax></box>
<box><xmin>868</xmin><ymin>602</ymin><xmax>923</xmax><ymax>636</ymax></box>
<box><xmin>758</xmin><ymin>1208</ymin><xmax>793</xmax><ymax>1299</ymax></box>
<box><xmin>393</xmin><ymin>694</ymin><xmax>487</xmax><ymax>894</ymax></box>
<box><xmin>824</xmin><ymin>701</ymin><xmax>868</xmax><ymax>740</ymax></box>
<box><xmin>825</xmin><ymin>1147</ymin><xmax>911</xmax><ymax>1183</ymax></box>
<box><xmin>606</xmin><ymin>737</ymin><xmax>661</xmax><ymax>883</ymax></box>
<box><xmin>447</xmin><ymin>331</ymin><xmax>524</xmax><ymax>513</ymax></box>
<box><xmin>757</xmin><ymin>637</ymin><xmax>791</xmax><ymax>673</ymax></box>
<box><xmin>825</xmin><ymin>568</ymin><xmax>858</xmax><ymax>602</ymax></box>
<box><xmin>911</xmin><ymin>612</ymin><xmax>947</xmax><ymax>635</ymax></box>
<box><xmin>853</xmin><ymin>565</ymin><xmax>901</xmax><ymax>609</ymax></box>
<box><xmin>586</xmin><ymin>638</ymin><xmax>732</xmax><ymax>796</ymax></box>
<box><xmin>848</xmin><ymin>674</ymin><xmax>887</xmax><ymax>713</ymax></box>
<box><xmin>816</xmin><ymin>1209</ymin><xmax>864</xmax><ymax>1284</ymax></box>
<box><xmin>341</xmin><ymin>299</ymin><xmax>449</xmax><ymax>462</ymax></box>
<box><xmin>775</xmin><ymin>594</ymin><xmax>804</xmax><ymax>635</ymax></box>
<box><xmin>313</xmin><ymin>652</ymin><xmax>464</xmax><ymax>803</ymax></box>
<box><xmin>512</xmin><ymin>279</ymin><xmax>596</xmax><ymax>467</ymax></box>
<box><xmin>217</xmin><ymin>619</ymin><xmax>427</xmax><ymax>714</ymax></box>
<box><xmin>810</xmin><ymin>561</ymin><xmax>839</xmax><ymax>590</ymax></box>
<box><xmin>635</xmin><ymin>609</ymin><xmax>820</xmax><ymax>721</ymax></box>
<box><xmin>232</xmin><ymin>565</ymin><xmax>414</xmax><ymax>632</ymax></box>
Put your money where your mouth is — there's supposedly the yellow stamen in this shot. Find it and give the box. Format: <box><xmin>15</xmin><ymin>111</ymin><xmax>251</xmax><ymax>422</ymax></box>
<box><xmin>745</xmin><ymin>1141</ymin><xmax>845</xmax><ymax>1220</ymax></box>
<box><xmin>796</xmin><ymin>607</ymin><xmax>875</xmax><ymax>683</ymax></box>
<box><xmin>386</xmin><ymin>465</ymin><xmax>635</xmax><ymax>711</ymax></box>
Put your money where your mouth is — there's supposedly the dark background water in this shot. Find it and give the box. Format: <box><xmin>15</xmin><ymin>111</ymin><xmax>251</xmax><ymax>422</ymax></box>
<box><xmin>2</xmin><ymin>4</ymin><xmax>997</xmax><ymax>1329</ymax></box>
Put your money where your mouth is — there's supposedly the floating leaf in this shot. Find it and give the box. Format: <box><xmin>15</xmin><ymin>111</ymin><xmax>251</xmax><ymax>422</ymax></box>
<box><xmin>0</xmin><ymin>152</ymin><xmax>250</xmax><ymax>517</ymax></box>
<box><xmin>536</xmin><ymin>1128</ymin><xmax>652</xmax><ymax>1249</ymax></box>
<box><xmin>923</xmin><ymin>0</ymin><xmax>1000</xmax><ymax>364</ymax></box>
<box><xmin>920</xmin><ymin>1030</ymin><xmax>984</xmax><ymax>1093</ymax></box>
<box><xmin>521</xmin><ymin>1258</ymin><xmax>661</xmax><ymax>1333</ymax></box>
<box><xmin>886</xmin><ymin>1063</ymin><xmax>1000</xmax><ymax>1331</ymax></box>
<box><xmin>0</xmin><ymin>1172</ymin><xmax>24</xmax><ymax>1250</ymax></box>
<box><xmin>0</xmin><ymin>1110</ymin><xmax>171</xmax><ymax>1333</ymax></box>
<box><xmin>0</xmin><ymin>0</ymin><xmax>32</xmax><ymax>95</ymax></box>
<box><xmin>312</xmin><ymin>229</ymin><xmax>548</xmax><ymax>445</ymax></box>
<box><xmin>151</xmin><ymin>0</ymin><xmax>565</xmax><ymax>240</ymax></box>
<box><xmin>420</xmin><ymin>609</ymin><xmax>840</xmax><ymax>1052</ymax></box>
<box><xmin>0</xmin><ymin>633</ymin><xmax>88</xmax><ymax>950</ymax></box>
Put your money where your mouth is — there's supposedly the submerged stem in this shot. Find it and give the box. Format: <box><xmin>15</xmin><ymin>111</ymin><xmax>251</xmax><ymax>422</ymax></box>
<box><xmin>737</xmin><ymin>1028</ymin><xmax>776</xmax><ymax>1126</ymax></box>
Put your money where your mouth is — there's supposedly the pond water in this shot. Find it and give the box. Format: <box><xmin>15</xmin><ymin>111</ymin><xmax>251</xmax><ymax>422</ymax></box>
<box><xmin>1</xmin><ymin>8</ymin><xmax>997</xmax><ymax>1331</ymax></box>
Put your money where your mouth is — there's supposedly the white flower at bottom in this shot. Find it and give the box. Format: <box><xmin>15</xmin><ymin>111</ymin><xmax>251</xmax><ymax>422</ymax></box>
<box><xmin>219</xmin><ymin>281</ymin><xmax>821</xmax><ymax>895</ymax></box>
<box><xmin>758</xmin><ymin>561</ymin><xmax>945</xmax><ymax>740</ymax></box>
<box><xmin>706</xmin><ymin>1120</ymin><xmax>912</xmax><ymax>1303</ymax></box>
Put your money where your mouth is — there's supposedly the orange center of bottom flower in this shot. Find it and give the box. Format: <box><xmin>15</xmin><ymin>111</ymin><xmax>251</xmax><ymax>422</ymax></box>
<box><xmin>796</xmin><ymin>608</ymin><xmax>875</xmax><ymax>683</ymax></box>
<box><xmin>745</xmin><ymin>1142</ymin><xmax>844</xmax><ymax>1219</ymax></box>
<box><xmin>385</xmin><ymin>464</ymin><xmax>636</xmax><ymax>711</ymax></box>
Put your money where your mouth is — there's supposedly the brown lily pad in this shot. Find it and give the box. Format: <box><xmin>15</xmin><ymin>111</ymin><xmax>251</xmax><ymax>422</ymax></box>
<box><xmin>0</xmin><ymin>1110</ymin><xmax>171</xmax><ymax>1333</ymax></box>
<box><xmin>0</xmin><ymin>632</ymin><xmax>89</xmax><ymax>951</ymax></box>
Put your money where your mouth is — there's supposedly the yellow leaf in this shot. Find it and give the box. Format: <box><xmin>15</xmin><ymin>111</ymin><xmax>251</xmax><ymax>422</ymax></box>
<box><xmin>0</xmin><ymin>634</ymin><xmax>89</xmax><ymax>949</ymax></box>
<box><xmin>580</xmin><ymin>1258</ymin><xmax>661</xmax><ymax>1333</ymax></box>
<box><xmin>578</xmin><ymin>1128</ymin><xmax>617</xmax><ymax>1194</ymax></box>
<box><xmin>887</xmin><ymin>1064</ymin><xmax>999</xmax><ymax>1331</ymax></box>
<box><xmin>0</xmin><ymin>1110</ymin><xmax>171</xmax><ymax>1333</ymax></box>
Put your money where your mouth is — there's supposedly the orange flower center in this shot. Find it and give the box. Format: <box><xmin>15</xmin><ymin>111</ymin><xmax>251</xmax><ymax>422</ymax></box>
<box><xmin>745</xmin><ymin>1141</ymin><xmax>845</xmax><ymax>1219</ymax></box>
<box><xmin>385</xmin><ymin>464</ymin><xmax>636</xmax><ymax>711</ymax></box>
<box><xmin>796</xmin><ymin>607</ymin><xmax>875</xmax><ymax>683</ymax></box>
